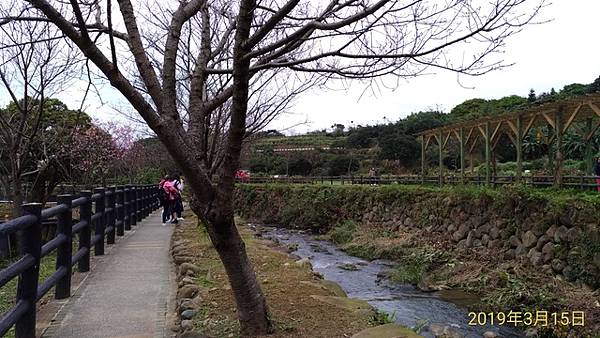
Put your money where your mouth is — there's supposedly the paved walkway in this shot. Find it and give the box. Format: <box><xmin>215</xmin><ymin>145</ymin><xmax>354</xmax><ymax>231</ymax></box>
<box><xmin>41</xmin><ymin>211</ymin><xmax>176</xmax><ymax>338</ymax></box>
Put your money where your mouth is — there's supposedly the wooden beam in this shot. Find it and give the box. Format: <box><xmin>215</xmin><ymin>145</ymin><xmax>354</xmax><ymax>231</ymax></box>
<box><xmin>506</xmin><ymin>120</ymin><xmax>518</xmax><ymax>137</ymax></box>
<box><xmin>507</xmin><ymin>133</ymin><xmax>517</xmax><ymax>146</ymax></box>
<box><xmin>477</xmin><ymin>125</ymin><xmax>486</xmax><ymax>138</ymax></box>
<box><xmin>490</xmin><ymin>121</ymin><xmax>503</xmax><ymax>143</ymax></box>
<box><xmin>562</xmin><ymin>104</ymin><xmax>582</xmax><ymax>133</ymax></box>
<box><xmin>424</xmin><ymin>135</ymin><xmax>432</xmax><ymax>151</ymax></box>
<box><xmin>492</xmin><ymin>133</ymin><xmax>502</xmax><ymax>151</ymax></box>
<box><xmin>464</xmin><ymin>127</ymin><xmax>474</xmax><ymax>146</ymax></box>
<box><xmin>541</xmin><ymin>111</ymin><xmax>556</xmax><ymax>129</ymax></box>
<box><xmin>523</xmin><ymin>115</ymin><xmax>537</xmax><ymax>136</ymax></box>
<box><xmin>585</xmin><ymin>121</ymin><xmax>600</xmax><ymax>141</ymax></box>
<box><xmin>589</xmin><ymin>102</ymin><xmax>600</xmax><ymax>117</ymax></box>
<box><xmin>468</xmin><ymin>134</ymin><xmax>480</xmax><ymax>153</ymax></box>
<box><xmin>442</xmin><ymin>132</ymin><xmax>452</xmax><ymax>149</ymax></box>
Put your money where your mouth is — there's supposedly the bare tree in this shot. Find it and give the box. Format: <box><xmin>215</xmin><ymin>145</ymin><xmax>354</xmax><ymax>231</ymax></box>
<box><xmin>4</xmin><ymin>0</ymin><xmax>544</xmax><ymax>334</ymax></box>
<box><xmin>0</xmin><ymin>14</ymin><xmax>78</xmax><ymax>216</ymax></box>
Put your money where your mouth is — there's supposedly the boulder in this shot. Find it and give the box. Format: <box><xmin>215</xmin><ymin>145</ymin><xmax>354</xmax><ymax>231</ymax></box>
<box><xmin>553</xmin><ymin>226</ymin><xmax>569</xmax><ymax>242</ymax></box>
<box><xmin>452</xmin><ymin>224</ymin><xmax>470</xmax><ymax>242</ymax></box>
<box><xmin>545</xmin><ymin>225</ymin><xmax>558</xmax><ymax>239</ymax></box>
<box><xmin>541</xmin><ymin>242</ymin><xmax>555</xmax><ymax>263</ymax></box>
<box><xmin>527</xmin><ymin>248</ymin><xmax>542</xmax><ymax>266</ymax></box>
<box><xmin>178</xmin><ymin>284</ymin><xmax>201</xmax><ymax>299</ymax></box>
<box><xmin>535</xmin><ymin>235</ymin><xmax>550</xmax><ymax>251</ymax></box>
<box><xmin>515</xmin><ymin>245</ymin><xmax>527</xmax><ymax>257</ymax></box>
<box><xmin>179</xmin><ymin>263</ymin><xmax>203</xmax><ymax>275</ymax></box>
<box><xmin>489</xmin><ymin>226</ymin><xmax>500</xmax><ymax>239</ymax></box>
<box><xmin>483</xmin><ymin>331</ymin><xmax>499</xmax><ymax>338</ymax></box>
<box><xmin>299</xmin><ymin>280</ymin><xmax>347</xmax><ymax>297</ymax></box>
<box><xmin>180</xmin><ymin>309</ymin><xmax>197</xmax><ymax>320</ymax></box>
<box><xmin>509</xmin><ymin>235</ymin><xmax>522</xmax><ymax>248</ymax></box>
<box><xmin>351</xmin><ymin>324</ymin><xmax>424</xmax><ymax>338</ymax></box>
<box><xmin>521</xmin><ymin>231</ymin><xmax>538</xmax><ymax>248</ymax></box>
<box><xmin>551</xmin><ymin>258</ymin><xmax>566</xmax><ymax>272</ymax></box>
<box><xmin>566</xmin><ymin>227</ymin><xmax>582</xmax><ymax>242</ymax></box>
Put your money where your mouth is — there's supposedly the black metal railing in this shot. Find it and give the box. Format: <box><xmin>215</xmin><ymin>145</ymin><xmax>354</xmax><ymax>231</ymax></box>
<box><xmin>0</xmin><ymin>184</ymin><xmax>159</xmax><ymax>337</ymax></box>
<box><xmin>237</xmin><ymin>175</ymin><xmax>600</xmax><ymax>190</ymax></box>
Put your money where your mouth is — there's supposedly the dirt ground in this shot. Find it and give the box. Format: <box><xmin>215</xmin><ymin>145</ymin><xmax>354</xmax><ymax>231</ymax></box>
<box><xmin>171</xmin><ymin>211</ymin><xmax>380</xmax><ymax>338</ymax></box>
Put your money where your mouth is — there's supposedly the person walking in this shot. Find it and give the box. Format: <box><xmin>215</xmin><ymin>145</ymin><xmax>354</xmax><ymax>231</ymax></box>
<box><xmin>595</xmin><ymin>157</ymin><xmax>600</xmax><ymax>192</ymax></box>
<box><xmin>162</xmin><ymin>176</ymin><xmax>179</xmax><ymax>225</ymax></box>
<box><xmin>172</xmin><ymin>174</ymin><xmax>184</xmax><ymax>221</ymax></box>
<box><xmin>158</xmin><ymin>175</ymin><xmax>170</xmax><ymax>226</ymax></box>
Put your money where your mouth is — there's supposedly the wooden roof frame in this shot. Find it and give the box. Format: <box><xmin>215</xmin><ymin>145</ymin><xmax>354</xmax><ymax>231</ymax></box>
<box><xmin>417</xmin><ymin>93</ymin><xmax>600</xmax><ymax>140</ymax></box>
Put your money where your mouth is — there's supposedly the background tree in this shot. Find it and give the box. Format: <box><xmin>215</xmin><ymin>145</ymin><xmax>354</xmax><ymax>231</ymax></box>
<box><xmin>7</xmin><ymin>0</ymin><xmax>544</xmax><ymax>333</ymax></box>
<box><xmin>0</xmin><ymin>14</ymin><xmax>78</xmax><ymax>215</ymax></box>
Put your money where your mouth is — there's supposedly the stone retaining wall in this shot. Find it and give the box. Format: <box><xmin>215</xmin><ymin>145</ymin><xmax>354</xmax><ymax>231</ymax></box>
<box><xmin>234</xmin><ymin>184</ymin><xmax>600</xmax><ymax>288</ymax></box>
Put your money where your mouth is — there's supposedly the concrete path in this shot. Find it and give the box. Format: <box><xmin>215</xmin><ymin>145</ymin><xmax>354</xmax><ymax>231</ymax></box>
<box><xmin>41</xmin><ymin>211</ymin><xmax>175</xmax><ymax>338</ymax></box>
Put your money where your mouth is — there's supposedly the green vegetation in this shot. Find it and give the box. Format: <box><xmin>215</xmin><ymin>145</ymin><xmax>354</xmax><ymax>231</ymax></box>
<box><xmin>242</xmin><ymin>77</ymin><xmax>600</xmax><ymax>177</ymax></box>
<box><xmin>329</xmin><ymin>220</ymin><xmax>359</xmax><ymax>245</ymax></box>
<box><xmin>368</xmin><ymin>310</ymin><xmax>395</xmax><ymax>326</ymax></box>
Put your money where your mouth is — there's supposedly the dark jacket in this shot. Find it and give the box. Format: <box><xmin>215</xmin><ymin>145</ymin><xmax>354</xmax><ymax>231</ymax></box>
<box><xmin>595</xmin><ymin>161</ymin><xmax>600</xmax><ymax>176</ymax></box>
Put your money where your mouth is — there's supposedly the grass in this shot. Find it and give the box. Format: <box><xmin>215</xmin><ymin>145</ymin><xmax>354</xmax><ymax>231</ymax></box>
<box><xmin>0</xmin><ymin>253</ymin><xmax>58</xmax><ymax>338</ymax></box>
<box><xmin>173</xmin><ymin>211</ymin><xmax>382</xmax><ymax>338</ymax></box>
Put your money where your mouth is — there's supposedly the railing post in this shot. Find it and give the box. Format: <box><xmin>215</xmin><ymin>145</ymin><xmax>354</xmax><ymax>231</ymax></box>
<box><xmin>94</xmin><ymin>188</ymin><xmax>106</xmax><ymax>256</ymax></box>
<box><xmin>124</xmin><ymin>185</ymin><xmax>131</xmax><ymax>231</ymax></box>
<box><xmin>79</xmin><ymin>191</ymin><xmax>92</xmax><ymax>272</ymax></box>
<box><xmin>143</xmin><ymin>186</ymin><xmax>149</xmax><ymax>217</ymax></box>
<box><xmin>15</xmin><ymin>203</ymin><xmax>42</xmax><ymax>338</ymax></box>
<box><xmin>107</xmin><ymin>186</ymin><xmax>116</xmax><ymax>244</ymax></box>
<box><xmin>136</xmin><ymin>185</ymin><xmax>143</xmax><ymax>222</ymax></box>
<box><xmin>116</xmin><ymin>186</ymin><xmax>125</xmax><ymax>236</ymax></box>
<box><xmin>130</xmin><ymin>185</ymin><xmax>137</xmax><ymax>227</ymax></box>
<box><xmin>55</xmin><ymin>194</ymin><xmax>73</xmax><ymax>299</ymax></box>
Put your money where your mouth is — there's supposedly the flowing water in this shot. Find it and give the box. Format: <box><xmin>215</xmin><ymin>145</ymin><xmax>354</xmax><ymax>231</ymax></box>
<box><xmin>257</xmin><ymin>226</ymin><xmax>524</xmax><ymax>338</ymax></box>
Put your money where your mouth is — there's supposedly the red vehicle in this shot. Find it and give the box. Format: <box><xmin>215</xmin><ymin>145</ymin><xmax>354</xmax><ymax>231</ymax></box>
<box><xmin>235</xmin><ymin>169</ymin><xmax>250</xmax><ymax>182</ymax></box>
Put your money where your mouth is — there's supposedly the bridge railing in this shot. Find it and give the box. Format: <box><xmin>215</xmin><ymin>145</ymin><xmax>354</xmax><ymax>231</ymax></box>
<box><xmin>237</xmin><ymin>175</ymin><xmax>600</xmax><ymax>191</ymax></box>
<box><xmin>0</xmin><ymin>184</ymin><xmax>160</xmax><ymax>337</ymax></box>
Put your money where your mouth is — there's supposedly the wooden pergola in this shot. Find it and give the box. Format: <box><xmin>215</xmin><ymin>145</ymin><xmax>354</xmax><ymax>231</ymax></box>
<box><xmin>417</xmin><ymin>92</ymin><xmax>600</xmax><ymax>186</ymax></box>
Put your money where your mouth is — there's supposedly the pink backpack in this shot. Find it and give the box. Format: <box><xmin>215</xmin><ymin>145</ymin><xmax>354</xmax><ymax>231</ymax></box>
<box><xmin>162</xmin><ymin>181</ymin><xmax>178</xmax><ymax>200</ymax></box>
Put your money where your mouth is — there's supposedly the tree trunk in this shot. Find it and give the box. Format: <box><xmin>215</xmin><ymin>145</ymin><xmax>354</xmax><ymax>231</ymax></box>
<box><xmin>197</xmin><ymin>200</ymin><xmax>271</xmax><ymax>336</ymax></box>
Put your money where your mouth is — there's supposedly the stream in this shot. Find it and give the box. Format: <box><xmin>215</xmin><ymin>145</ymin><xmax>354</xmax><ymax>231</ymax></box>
<box><xmin>256</xmin><ymin>225</ymin><xmax>524</xmax><ymax>338</ymax></box>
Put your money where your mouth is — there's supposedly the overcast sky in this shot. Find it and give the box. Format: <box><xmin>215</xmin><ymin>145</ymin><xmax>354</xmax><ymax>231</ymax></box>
<box><xmin>272</xmin><ymin>0</ymin><xmax>600</xmax><ymax>134</ymax></box>
<box><xmin>2</xmin><ymin>0</ymin><xmax>598</xmax><ymax>136</ymax></box>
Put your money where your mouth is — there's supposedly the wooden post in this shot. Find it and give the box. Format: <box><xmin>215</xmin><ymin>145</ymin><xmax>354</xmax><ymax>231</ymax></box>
<box><xmin>116</xmin><ymin>186</ymin><xmax>125</xmax><ymax>236</ymax></box>
<box><xmin>93</xmin><ymin>188</ymin><xmax>105</xmax><ymax>256</ymax></box>
<box><xmin>55</xmin><ymin>195</ymin><xmax>73</xmax><ymax>299</ymax></box>
<box><xmin>420</xmin><ymin>135</ymin><xmax>426</xmax><ymax>184</ymax></box>
<box><xmin>106</xmin><ymin>187</ymin><xmax>116</xmax><ymax>244</ymax></box>
<box><xmin>15</xmin><ymin>203</ymin><xmax>42</xmax><ymax>338</ymax></box>
<box><xmin>585</xmin><ymin>118</ymin><xmax>594</xmax><ymax>174</ymax></box>
<box><xmin>78</xmin><ymin>191</ymin><xmax>92</xmax><ymax>272</ymax></box>
<box><xmin>485</xmin><ymin>121</ymin><xmax>491</xmax><ymax>186</ymax></box>
<box><xmin>130</xmin><ymin>185</ymin><xmax>137</xmax><ymax>226</ymax></box>
<box><xmin>459</xmin><ymin>128</ymin><xmax>465</xmax><ymax>183</ymax></box>
<box><xmin>516</xmin><ymin>116</ymin><xmax>523</xmax><ymax>183</ymax></box>
<box><xmin>123</xmin><ymin>186</ymin><xmax>130</xmax><ymax>231</ymax></box>
<box><xmin>554</xmin><ymin>110</ymin><xmax>563</xmax><ymax>187</ymax></box>
<box><xmin>438</xmin><ymin>131</ymin><xmax>443</xmax><ymax>186</ymax></box>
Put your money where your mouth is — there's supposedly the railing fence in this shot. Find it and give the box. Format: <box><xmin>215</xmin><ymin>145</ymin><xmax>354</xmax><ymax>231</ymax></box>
<box><xmin>0</xmin><ymin>184</ymin><xmax>159</xmax><ymax>337</ymax></box>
